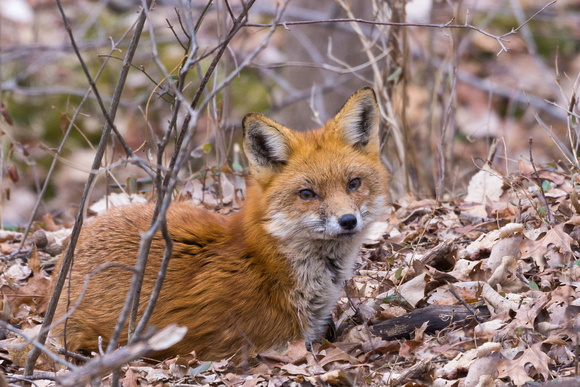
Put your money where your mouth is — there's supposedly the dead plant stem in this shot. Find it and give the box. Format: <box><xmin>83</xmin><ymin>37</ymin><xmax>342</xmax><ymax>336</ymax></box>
<box><xmin>55</xmin><ymin>0</ymin><xmax>153</xmax><ymax>179</ymax></box>
<box><xmin>24</xmin><ymin>2</ymin><xmax>151</xmax><ymax>378</ymax></box>
<box><xmin>245</xmin><ymin>0</ymin><xmax>557</xmax><ymax>54</ymax></box>
<box><xmin>120</xmin><ymin>0</ymin><xmax>258</xmax><ymax>350</ymax></box>
<box><xmin>18</xmin><ymin>16</ymin><xmax>142</xmax><ymax>251</ymax></box>
<box><xmin>528</xmin><ymin>137</ymin><xmax>553</xmax><ymax>224</ymax></box>
<box><xmin>129</xmin><ymin>0</ymin><xmax>288</xmax><ymax>349</ymax></box>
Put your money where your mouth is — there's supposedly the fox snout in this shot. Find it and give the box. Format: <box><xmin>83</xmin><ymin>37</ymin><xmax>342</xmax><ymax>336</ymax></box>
<box><xmin>321</xmin><ymin>210</ymin><xmax>363</xmax><ymax>239</ymax></box>
<box><xmin>338</xmin><ymin>214</ymin><xmax>357</xmax><ymax>230</ymax></box>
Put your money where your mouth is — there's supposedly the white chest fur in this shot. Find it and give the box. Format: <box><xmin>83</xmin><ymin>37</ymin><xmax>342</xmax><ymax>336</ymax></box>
<box><xmin>284</xmin><ymin>236</ymin><xmax>362</xmax><ymax>343</ymax></box>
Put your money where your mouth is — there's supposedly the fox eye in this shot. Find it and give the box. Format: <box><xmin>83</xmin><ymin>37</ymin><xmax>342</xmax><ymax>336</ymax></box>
<box><xmin>298</xmin><ymin>189</ymin><xmax>317</xmax><ymax>200</ymax></box>
<box><xmin>348</xmin><ymin>178</ymin><xmax>362</xmax><ymax>191</ymax></box>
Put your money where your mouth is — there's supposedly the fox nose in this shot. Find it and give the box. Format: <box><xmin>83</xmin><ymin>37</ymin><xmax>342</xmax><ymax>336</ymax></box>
<box><xmin>338</xmin><ymin>214</ymin><xmax>357</xmax><ymax>230</ymax></box>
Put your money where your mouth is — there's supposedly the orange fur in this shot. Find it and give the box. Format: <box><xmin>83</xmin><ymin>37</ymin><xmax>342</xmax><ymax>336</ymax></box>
<box><xmin>52</xmin><ymin>88</ymin><xmax>390</xmax><ymax>360</ymax></box>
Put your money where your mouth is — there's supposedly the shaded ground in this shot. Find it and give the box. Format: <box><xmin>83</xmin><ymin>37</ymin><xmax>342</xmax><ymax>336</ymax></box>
<box><xmin>1</xmin><ymin>157</ymin><xmax>580</xmax><ymax>385</ymax></box>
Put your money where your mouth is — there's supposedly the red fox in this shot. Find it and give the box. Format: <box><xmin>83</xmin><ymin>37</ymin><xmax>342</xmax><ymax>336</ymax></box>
<box><xmin>52</xmin><ymin>87</ymin><xmax>390</xmax><ymax>360</ymax></box>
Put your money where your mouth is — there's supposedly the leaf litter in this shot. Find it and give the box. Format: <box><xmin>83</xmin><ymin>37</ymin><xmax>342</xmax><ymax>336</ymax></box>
<box><xmin>2</xmin><ymin>160</ymin><xmax>580</xmax><ymax>385</ymax></box>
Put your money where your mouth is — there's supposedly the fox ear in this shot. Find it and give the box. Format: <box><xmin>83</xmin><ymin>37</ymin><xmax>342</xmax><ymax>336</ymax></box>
<box><xmin>242</xmin><ymin>113</ymin><xmax>293</xmax><ymax>171</ymax></box>
<box><xmin>332</xmin><ymin>87</ymin><xmax>380</xmax><ymax>151</ymax></box>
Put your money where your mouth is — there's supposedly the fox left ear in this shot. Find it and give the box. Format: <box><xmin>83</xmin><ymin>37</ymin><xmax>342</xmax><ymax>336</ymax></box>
<box><xmin>242</xmin><ymin>113</ymin><xmax>294</xmax><ymax>173</ymax></box>
<box><xmin>332</xmin><ymin>87</ymin><xmax>380</xmax><ymax>151</ymax></box>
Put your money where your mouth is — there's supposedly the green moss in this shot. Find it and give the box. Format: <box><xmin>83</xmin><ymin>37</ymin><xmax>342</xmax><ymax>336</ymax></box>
<box><xmin>229</xmin><ymin>70</ymin><xmax>270</xmax><ymax>113</ymax></box>
<box><xmin>532</xmin><ymin>22</ymin><xmax>579</xmax><ymax>59</ymax></box>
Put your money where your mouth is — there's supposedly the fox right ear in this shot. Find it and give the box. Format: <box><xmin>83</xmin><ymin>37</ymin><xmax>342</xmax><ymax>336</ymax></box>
<box><xmin>242</xmin><ymin>113</ymin><xmax>293</xmax><ymax>171</ymax></box>
<box><xmin>332</xmin><ymin>87</ymin><xmax>380</xmax><ymax>152</ymax></box>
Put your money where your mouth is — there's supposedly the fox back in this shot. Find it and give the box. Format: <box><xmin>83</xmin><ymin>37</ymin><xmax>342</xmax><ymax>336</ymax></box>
<box><xmin>52</xmin><ymin>87</ymin><xmax>390</xmax><ymax>360</ymax></box>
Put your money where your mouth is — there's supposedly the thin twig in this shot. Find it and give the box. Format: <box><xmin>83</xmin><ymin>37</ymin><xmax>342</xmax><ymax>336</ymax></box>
<box><xmin>162</xmin><ymin>0</ymin><xmax>258</xmax><ymax>190</ymax></box>
<box><xmin>1</xmin><ymin>321</ymin><xmax>77</xmax><ymax>370</ymax></box>
<box><xmin>55</xmin><ymin>0</ymin><xmax>154</xmax><ymax>179</ymax></box>
<box><xmin>7</xmin><ymin>374</ymin><xmax>58</xmax><ymax>383</ymax></box>
<box><xmin>436</xmin><ymin>66</ymin><xmax>458</xmax><ymax>202</ymax></box>
<box><xmin>197</xmin><ymin>1</ymin><xmax>290</xmax><ymax>111</ymax></box>
<box><xmin>245</xmin><ymin>0</ymin><xmax>557</xmax><ymax>54</ymax></box>
<box><xmin>529</xmin><ymin>137</ymin><xmax>554</xmax><ymax>224</ymax></box>
<box><xmin>108</xmin><ymin>0</ymin><xmax>258</xmax><ymax>358</ymax></box>
<box><xmin>57</xmin><ymin>348</ymin><xmax>91</xmax><ymax>363</ymax></box>
<box><xmin>131</xmin><ymin>0</ymin><xmax>291</xmax><ymax>346</ymax></box>
<box><xmin>544</xmin><ymin>99</ymin><xmax>580</xmax><ymax>121</ymax></box>
<box><xmin>530</xmin><ymin>105</ymin><xmax>577</xmax><ymax>167</ymax></box>
<box><xmin>23</xmin><ymin>2</ymin><xmax>151</xmax><ymax>378</ymax></box>
<box><xmin>57</xmin><ymin>325</ymin><xmax>187</xmax><ymax>387</ymax></box>
<box><xmin>447</xmin><ymin>284</ymin><xmax>486</xmax><ymax>324</ymax></box>
<box><xmin>17</xmin><ymin>15</ymin><xmax>142</xmax><ymax>251</ymax></box>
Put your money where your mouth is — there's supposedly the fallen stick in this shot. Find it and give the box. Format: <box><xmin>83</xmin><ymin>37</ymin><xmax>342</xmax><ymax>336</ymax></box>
<box><xmin>57</xmin><ymin>324</ymin><xmax>187</xmax><ymax>387</ymax></box>
<box><xmin>371</xmin><ymin>305</ymin><xmax>488</xmax><ymax>340</ymax></box>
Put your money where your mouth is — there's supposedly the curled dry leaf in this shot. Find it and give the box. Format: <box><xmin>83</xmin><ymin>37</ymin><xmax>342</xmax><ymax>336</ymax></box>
<box><xmin>474</xmin><ymin>320</ymin><xmax>506</xmax><ymax>339</ymax></box>
<box><xmin>149</xmin><ymin>324</ymin><xmax>188</xmax><ymax>351</ymax></box>
<box><xmin>464</xmin><ymin>352</ymin><xmax>500</xmax><ymax>387</ymax></box>
<box><xmin>520</xmin><ymin>224</ymin><xmax>575</xmax><ymax>271</ymax></box>
<box><xmin>481</xmin><ymin>282</ymin><xmax>518</xmax><ymax>316</ymax></box>
<box><xmin>487</xmin><ymin>255</ymin><xmax>528</xmax><ymax>292</ymax></box>
<box><xmin>498</xmin><ymin>223</ymin><xmax>523</xmax><ymax>238</ymax></box>
<box><xmin>474</xmin><ymin>342</ymin><xmax>501</xmax><ymax>357</ymax></box>
<box><xmin>486</xmin><ymin>236</ymin><xmax>522</xmax><ymax>273</ymax></box>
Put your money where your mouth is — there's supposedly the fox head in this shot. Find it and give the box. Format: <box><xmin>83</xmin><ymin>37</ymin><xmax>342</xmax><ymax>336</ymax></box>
<box><xmin>242</xmin><ymin>88</ymin><xmax>389</xmax><ymax>243</ymax></box>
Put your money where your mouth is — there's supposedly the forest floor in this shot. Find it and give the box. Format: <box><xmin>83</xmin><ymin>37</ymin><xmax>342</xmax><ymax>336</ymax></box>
<box><xmin>1</xmin><ymin>157</ymin><xmax>580</xmax><ymax>386</ymax></box>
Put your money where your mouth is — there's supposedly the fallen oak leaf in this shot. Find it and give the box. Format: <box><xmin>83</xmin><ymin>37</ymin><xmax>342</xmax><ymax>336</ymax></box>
<box><xmin>281</xmin><ymin>363</ymin><xmax>311</xmax><ymax>376</ymax></box>
<box><xmin>487</xmin><ymin>236</ymin><xmax>522</xmax><ymax>273</ymax></box>
<box><xmin>318</xmin><ymin>346</ymin><xmax>358</xmax><ymax>368</ymax></box>
<box><xmin>498</xmin><ymin>342</ymin><xmax>552</xmax><ymax>386</ymax></box>
<box><xmin>521</xmin><ymin>224</ymin><xmax>575</xmax><ymax>271</ymax></box>
<box><xmin>121</xmin><ymin>367</ymin><xmax>138</xmax><ymax>387</ymax></box>
<box><xmin>463</xmin><ymin>164</ymin><xmax>505</xmax><ymax>218</ymax></box>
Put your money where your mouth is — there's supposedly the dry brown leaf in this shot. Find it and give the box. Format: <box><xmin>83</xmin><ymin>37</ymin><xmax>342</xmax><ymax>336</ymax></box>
<box><xmin>363</xmin><ymin>221</ymin><xmax>390</xmax><ymax>245</ymax></box>
<box><xmin>464</xmin><ymin>353</ymin><xmax>501</xmax><ymax>387</ymax></box>
<box><xmin>498</xmin><ymin>343</ymin><xmax>552</xmax><ymax>386</ymax></box>
<box><xmin>168</xmin><ymin>356</ymin><xmax>190</xmax><ymax>378</ymax></box>
<box><xmin>463</xmin><ymin>164</ymin><xmax>504</xmax><ymax>217</ymax></box>
<box><xmin>460</xmin><ymin>229</ymin><xmax>501</xmax><ymax>259</ymax></box>
<box><xmin>6</xmin><ymin>325</ymin><xmax>57</xmax><ymax>372</ymax></box>
<box><xmin>316</xmin><ymin>348</ymin><xmax>356</xmax><ymax>369</ymax></box>
<box><xmin>143</xmin><ymin>368</ymin><xmax>171</xmax><ymax>384</ymax></box>
<box><xmin>487</xmin><ymin>236</ymin><xmax>522</xmax><ymax>273</ymax></box>
<box><xmin>240</xmin><ymin>376</ymin><xmax>267</xmax><ymax>387</ymax></box>
<box><xmin>398</xmin><ymin>272</ymin><xmax>429</xmax><ymax>307</ymax></box>
<box><xmin>287</xmin><ymin>338</ymin><xmax>310</xmax><ymax>364</ymax></box>
<box><xmin>474</xmin><ymin>320</ymin><xmax>506</xmax><ymax>339</ymax></box>
<box><xmin>305</xmin><ymin>369</ymin><xmax>350</xmax><ymax>385</ymax></box>
<box><xmin>481</xmin><ymin>282</ymin><xmax>518</xmax><ymax>316</ymax></box>
<box><xmin>538</xmin><ymin>170</ymin><xmax>565</xmax><ymax>185</ymax></box>
<box><xmin>487</xmin><ymin>255</ymin><xmax>528</xmax><ymax>292</ymax></box>
<box><xmin>37</xmin><ymin>213</ymin><xmax>62</xmax><ymax>232</ymax></box>
<box><xmin>281</xmin><ymin>363</ymin><xmax>309</xmax><ymax>376</ymax></box>
<box><xmin>433</xmin><ymin>378</ymin><xmax>461</xmax><ymax>386</ymax></box>
<box><xmin>437</xmin><ymin>347</ymin><xmax>479</xmax><ymax>378</ymax></box>
<box><xmin>521</xmin><ymin>224</ymin><xmax>575</xmax><ymax>270</ymax></box>
<box><xmin>121</xmin><ymin>367</ymin><xmax>138</xmax><ymax>387</ymax></box>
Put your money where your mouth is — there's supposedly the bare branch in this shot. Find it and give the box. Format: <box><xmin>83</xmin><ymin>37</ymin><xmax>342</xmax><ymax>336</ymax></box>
<box><xmin>57</xmin><ymin>324</ymin><xmax>187</xmax><ymax>387</ymax></box>
<box><xmin>106</xmin><ymin>0</ymin><xmax>259</xmax><ymax>357</ymax></box>
<box><xmin>55</xmin><ymin>0</ymin><xmax>155</xmax><ymax>178</ymax></box>
<box><xmin>1</xmin><ymin>321</ymin><xmax>77</xmax><ymax>370</ymax></box>
<box><xmin>244</xmin><ymin>0</ymin><xmax>557</xmax><ymax>54</ymax></box>
<box><xmin>18</xmin><ymin>15</ymin><xmax>144</xmax><ymax>251</ymax></box>
<box><xmin>24</xmin><ymin>2</ymin><xmax>152</xmax><ymax>377</ymax></box>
